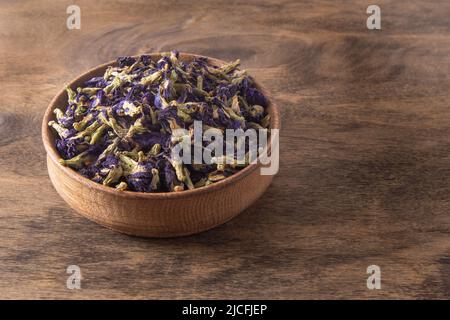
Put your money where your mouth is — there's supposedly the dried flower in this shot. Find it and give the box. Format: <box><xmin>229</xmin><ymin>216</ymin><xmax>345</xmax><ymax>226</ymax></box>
<box><xmin>49</xmin><ymin>51</ymin><xmax>269</xmax><ymax>192</ymax></box>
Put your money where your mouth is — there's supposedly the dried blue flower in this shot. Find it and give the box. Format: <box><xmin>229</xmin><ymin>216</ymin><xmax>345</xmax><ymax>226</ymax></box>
<box><xmin>49</xmin><ymin>52</ymin><xmax>269</xmax><ymax>192</ymax></box>
<box><xmin>245</xmin><ymin>87</ymin><xmax>268</xmax><ymax>107</ymax></box>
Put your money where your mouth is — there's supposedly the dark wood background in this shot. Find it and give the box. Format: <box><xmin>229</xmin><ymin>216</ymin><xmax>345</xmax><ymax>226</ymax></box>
<box><xmin>1</xmin><ymin>0</ymin><xmax>450</xmax><ymax>299</ymax></box>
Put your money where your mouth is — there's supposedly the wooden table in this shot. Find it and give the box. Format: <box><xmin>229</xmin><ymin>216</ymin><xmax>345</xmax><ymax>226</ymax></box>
<box><xmin>1</xmin><ymin>0</ymin><xmax>449</xmax><ymax>299</ymax></box>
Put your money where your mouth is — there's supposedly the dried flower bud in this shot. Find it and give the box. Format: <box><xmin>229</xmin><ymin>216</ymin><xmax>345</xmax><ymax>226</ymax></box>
<box><xmin>115</xmin><ymin>181</ymin><xmax>128</xmax><ymax>191</ymax></box>
<box><xmin>50</xmin><ymin>53</ymin><xmax>270</xmax><ymax>192</ymax></box>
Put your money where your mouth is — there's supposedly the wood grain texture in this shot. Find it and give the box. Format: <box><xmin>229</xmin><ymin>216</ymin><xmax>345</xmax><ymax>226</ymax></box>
<box><xmin>1</xmin><ymin>0</ymin><xmax>450</xmax><ymax>299</ymax></box>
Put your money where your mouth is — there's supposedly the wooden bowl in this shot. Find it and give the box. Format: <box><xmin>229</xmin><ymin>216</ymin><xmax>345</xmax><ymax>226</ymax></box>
<box><xmin>42</xmin><ymin>53</ymin><xmax>280</xmax><ymax>237</ymax></box>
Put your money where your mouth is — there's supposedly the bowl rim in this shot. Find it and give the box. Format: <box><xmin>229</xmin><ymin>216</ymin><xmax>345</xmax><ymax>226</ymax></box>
<box><xmin>42</xmin><ymin>52</ymin><xmax>281</xmax><ymax>199</ymax></box>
